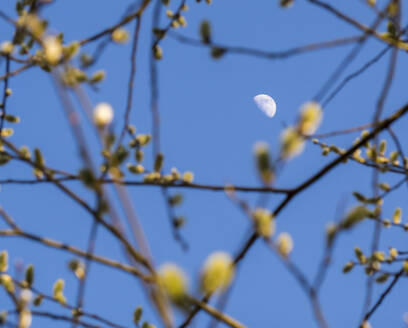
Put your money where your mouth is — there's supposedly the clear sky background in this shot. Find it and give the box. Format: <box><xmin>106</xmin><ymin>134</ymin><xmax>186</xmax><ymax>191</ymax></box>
<box><xmin>1</xmin><ymin>0</ymin><xmax>408</xmax><ymax>327</ymax></box>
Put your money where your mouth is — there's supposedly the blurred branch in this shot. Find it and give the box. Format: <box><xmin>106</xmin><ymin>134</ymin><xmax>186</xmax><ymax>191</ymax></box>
<box><xmin>0</xmin><ymin>55</ymin><xmax>10</xmax><ymax>134</ymax></box>
<box><xmin>0</xmin><ymin>63</ymin><xmax>34</xmax><ymax>81</ymax></box>
<box><xmin>0</xmin><ymin>228</ymin><xmax>153</xmax><ymax>282</ymax></box>
<box><xmin>313</xmin><ymin>122</ymin><xmax>375</xmax><ymax>139</ymax></box>
<box><xmin>188</xmin><ymin>296</ymin><xmax>246</xmax><ymax>328</ymax></box>
<box><xmin>79</xmin><ymin>0</ymin><xmax>152</xmax><ymax>46</ymax></box>
<box><xmin>117</xmin><ymin>17</ymin><xmax>142</xmax><ymax>145</ymax></box>
<box><xmin>307</xmin><ymin>0</ymin><xmax>408</xmax><ymax>50</ymax></box>
<box><xmin>169</xmin><ymin>32</ymin><xmax>362</xmax><ymax>60</ymax></box>
<box><xmin>0</xmin><ymin>176</ymin><xmax>292</xmax><ymax>193</ymax></box>
<box><xmin>322</xmin><ymin>45</ymin><xmax>390</xmax><ymax>107</ymax></box>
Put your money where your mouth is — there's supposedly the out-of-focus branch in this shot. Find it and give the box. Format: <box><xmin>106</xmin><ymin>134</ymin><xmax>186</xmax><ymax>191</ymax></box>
<box><xmin>79</xmin><ymin>0</ymin><xmax>152</xmax><ymax>46</ymax></box>
<box><xmin>307</xmin><ymin>0</ymin><xmax>408</xmax><ymax>50</ymax></box>
<box><xmin>0</xmin><ymin>229</ymin><xmax>153</xmax><ymax>282</ymax></box>
<box><xmin>169</xmin><ymin>32</ymin><xmax>362</xmax><ymax>60</ymax></box>
<box><xmin>187</xmin><ymin>296</ymin><xmax>246</xmax><ymax>328</ymax></box>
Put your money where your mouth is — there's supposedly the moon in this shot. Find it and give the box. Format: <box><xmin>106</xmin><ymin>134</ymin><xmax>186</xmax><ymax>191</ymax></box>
<box><xmin>254</xmin><ymin>94</ymin><xmax>277</xmax><ymax>118</ymax></box>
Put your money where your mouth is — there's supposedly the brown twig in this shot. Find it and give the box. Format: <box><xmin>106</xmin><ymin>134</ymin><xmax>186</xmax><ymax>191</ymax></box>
<box><xmin>169</xmin><ymin>32</ymin><xmax>361</xmax><ymax>60</ymax></box>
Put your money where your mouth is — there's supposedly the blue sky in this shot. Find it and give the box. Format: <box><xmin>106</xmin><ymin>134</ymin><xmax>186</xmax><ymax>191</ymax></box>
<box><xmin>1</xmin><ymin>0</ymin><xmax>408</xmax><ymax>327</ymax></box>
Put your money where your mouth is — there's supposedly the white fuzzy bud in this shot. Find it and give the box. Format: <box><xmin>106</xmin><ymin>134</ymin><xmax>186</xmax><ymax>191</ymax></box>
<box><xmin>93</xmin><ymin>102</ymin><xmax>114</xmax><ymax>127</ymax></box>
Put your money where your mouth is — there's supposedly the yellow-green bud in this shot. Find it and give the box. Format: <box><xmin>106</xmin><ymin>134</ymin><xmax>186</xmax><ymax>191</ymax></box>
<box><xmin>19</xmin><ymin>14</ymin><xmax>45</xmax><ymax>38</ymax></box>
<box><xmin>135</xmin><ymin>134</ymin><xmax>151</xmax><ymax>146</ymax></box>
<box><xmin>403</xmin><ymin>260</ymin><xmax>408</xmax><ymax>274</ymax></box>
<box><xmin>0</xmin><ymin>274</ymin><xmax>14</xmax><ymax>293</ymax></box>
<box><xmin>3</xmin><ymin>114</ymin><xmax>19</xmax><ymax>123</ymax></box>
<box><xmin>360</xmin><ymin>321</ymin><xmax>371</xmax><ymax>328</ymax></box>
<box><xmin>0</xmin><ymin>41</ymin><xmax>14</xmax><ymax>55</ymax></box>
<box><xmin>280</xmin><ymin>127</ymin><xmax>305</xmax><ymax>159</ymax></box>
<box><xmin>93</xmin><ymin>102</ymin><xmax>114</xmax><ymax>127</ymax></box>
<box><xmin>153</xmin><ymin>45</ymin><xmax>163</xmax><ymax>60</ymax></box>
<box><xmin>18</xmin><ymin>308</ymin><xmax>32</xmax><ymax>328</ymax></box>
<box><xmin>33</xmin><ymin>295</ymin><xmax>43</xmax><ymax>307</ymax></box>
<box><xmin>171</xmin><ymin>167</ymin><xmax>181</xmax><ymax>180</ymax></box>
<box><xmin>25</xmin><ymin>265</ymin><xmax>34</xmax><ymax>287</ymax></box>
<box><xmin>371</xmin><ymin>261</ymin><xmax>381</xmax><ymax>271</ymax></box>
<box><xmin>90</xmin><ymin>70</ymin><xmax>106</xmax><ymax>83</ymax></box>
<box><xmin>178</xmin><ymin>16</ymin><xmax>187</xmax><ymax>27</ymax></box>
<box><xmin>0</xmin><ymin>128</ymin><xmax>14</xmax><ymax>138</ymax></box>
<box><xmin>277</xmin><ymin>233</ymin><xmax>293</xmax><ymax>257</ymax></box>
<box><xmin>127</xmin><ymin>164</ymin><xmax>145</xmax><ymax>174</ymax></box>
<box><xmin>354</xmin><ymin>247</ymin><xmax>366</xmax><ymax>264</ymax></box>
<box><xmin>383</xmin><ymin>219</ymin><xmax>391</xmax><ymax>228</ymax></box>
<box><xmin>378</xmin><ymin>182</ymin><xmax>390</xmax><ymax>192</ymax></box>
<box><xmin>182</xmin><ymin>171</ymin><xmax>194</xmax><ymax>184</ymax></box>
<box><xmin>136</xmin><ymin>150</ymin><xmax>144</xmax><ymax>162</ymax></box>
<box><xmin>62</xmin><ymin>41</ymin><xmax>80</xmax><ymax>60</ymax></box>
<box><xmin>372</xmin><ymin>251</ymin><xmax>385</xmax><ymax>262</ymax></box>
<box><xmin>111</xmin><ymin>28</ymin><xmax>129</xmax><ymax>43</ymax></box>
<box><xmin>404</xmin><ymin>157</ymin><xmax>408</xmax><ymax>169</ymax></box>
<box><xmin>342</xmin><ymin>261</ymin><xmax>354</xmax><ymax>273</ymax></box>
<box><xmin>326</xmin><ymin>223</ymin><xmax>338</xmax><ymax>246</ymax></box>
<box><xmin>169</xmin><ymin>193</ymin><xmax>183</xmax><ymax>206</ymax></box>
<box><xmin>340</xmin><ymin>206</ymin><xmax>371</xmax><ymax>230</ymax></box>
<box><xmin>389</xmin><ymin>151</ymin><xmax>399</xmax><ymax>163</ymax></box>
<box><xmin>43</xmin><ymin>36</ymin><xmax>62</xmax><ymax>65</ymax></box>
<box><xmin>210</xmin><ymin>47</ymin><xmax>226</xmax><ymax>59</ymax></box>
<box><xmin>352</xmin><ymin>192</ymin><xmax>367</xmax><ymax>203</ymax></box>
<box><xmin>280</xmin><ymin>0</ymin><xmax>294</xmax><ymax>7</ymax></box>
<box><xmin>143</xmin><ymin>172</ymin><xmax>161</xmax><ymax>183</ymax></box>
<box><xmin>53</xmin><ymin>279</ymin><xmax>66</xmax><ymax>305</ymax></box>
<box><xmin>158</xmin><ymin>263</ymin><xmax>188</xmax><ymax>302</ymax></box>
<box><xmin>133</xmin><ymin>306</ymin><xmax>143</xmax><ymax>324</ymax></box>
<box><xmin>154</xmin><ymin>153</ymin><xmax>164</xmax><ymax>172</ymax></box>
<box><xmin>376</xmin><ymin>273</ymin><xmax>389</xmax><ymax>283</ymax></box>
<box><xmin>389</xmin><ymin>247</ymin><xmax>398</xmax><ymax>260</ymax></box>
<box><xmin>379</xmin><ymin>140</ymin><xmax>386</xmax><ymax>156</ymax></box>
<box><xmin>200</xmin><ymin>20</ymin><xmax>211</xmax><ymax>44</ymax></box>
<box><xmin>393</xmin><ymin>207</ymin><xmax>402</xmax><ymax>225</ymax></box>
<box><xmin>251</xmin><ymin>208</ymin><xmax>275</xmax><ymax>238</ymax></box>
<box><xmin>254</xmin><ymin>141</ymin><xmax>274</xmax><ymax>185</ymax></box>
<box><xmin>68</xmin><ymin>259</ymin><xmax>85</xmax><ymax>280</ymax></box>
<box><xmin>0</xmin><ymin>251</ymin><xmax>8</xmax><ymax>272</ymax></box>
<box><xmin>298</xmin><ymin>101</ymin><xmax>323</xmax><ymax>135</ymax></box>
<box><xmin>200</xmin><ymin>252</ymin><xmax>234</xmax><ymax>294</ymax></box>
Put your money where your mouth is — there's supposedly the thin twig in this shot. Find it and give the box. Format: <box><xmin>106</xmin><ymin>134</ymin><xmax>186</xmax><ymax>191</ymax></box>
<box><xmin>117</xmin><ymin>17</ymin><xmax>142</xmax><ymax>145</ymax></box>
<box><xmin>169</xmin><ymin>32</ymin><xmax>361</xmax><ymax>60</ymax></box>
<box><xmin>0</xmin><ymin>55</ymin><xmax>11</xmax><ymax>134</ymax></box>
<box><xmin>0</xmin><ymin>229</ymin><xmax>153</xmax><ymax>282</ymax></box>
<box><xmin>188</xmin><ymin>296</ymin><xmax>246</xmax><ymax>328</ymax></box>
<box><xmin>0</xmin><ymin>63</ymin><xmax>34</xmax><ymax>81</ymax></box>
<box><xmin>363</xmin><ymin>269</ymin><xmax>404</xmax><ymax>322</ymax></box>
<box><xmin>79</xmin><ymin>0</ymin><xmax>152</xmax><ymax>46</ymax></box>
